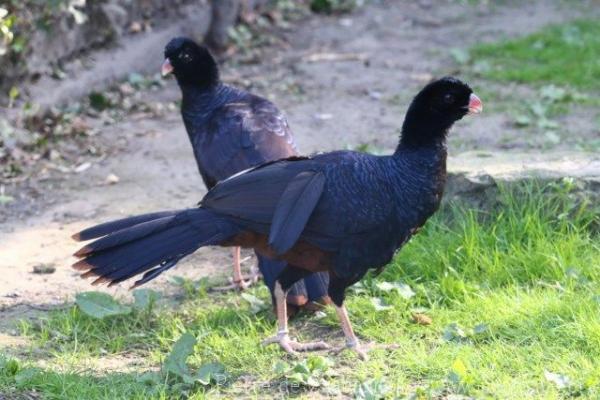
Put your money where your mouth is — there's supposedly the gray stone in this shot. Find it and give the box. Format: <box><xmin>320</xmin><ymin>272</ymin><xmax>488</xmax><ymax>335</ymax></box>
<box><xmin>446</xmin><ymin>151</ymin><xmax>600</xmax><ymax>208</ymax></box>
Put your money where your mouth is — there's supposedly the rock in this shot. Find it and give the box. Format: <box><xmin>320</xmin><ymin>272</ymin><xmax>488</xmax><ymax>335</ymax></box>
<box><xmin>446</xmin><ymin>151</ymin><xmax>600</xmax><ymax>208</ymax></box>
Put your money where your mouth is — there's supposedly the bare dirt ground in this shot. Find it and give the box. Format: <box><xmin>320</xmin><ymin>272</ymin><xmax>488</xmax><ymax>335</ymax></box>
<box><xmin>1</xmin><ymin>0</ymin><xmax>598</xmax><ymax>328</ymax></box>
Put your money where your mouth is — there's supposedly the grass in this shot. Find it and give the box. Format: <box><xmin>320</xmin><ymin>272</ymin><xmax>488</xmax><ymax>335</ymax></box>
<box><xmin>1</xmin><ymin>182</ymin><xmax>599</xmax><ymax>399</ymax></box>
<box><xmin>457</xmin><ymin>18</ymin><xmax>600</xmax><ymax>152</ymax></box>
<box><xmin>471</xmin><ymin>19</ymin><xmax>600</xmax><ymax>89</ymax></box>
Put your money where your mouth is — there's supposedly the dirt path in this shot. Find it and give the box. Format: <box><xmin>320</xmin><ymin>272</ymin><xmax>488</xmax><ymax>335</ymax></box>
<box><xmin>1</xmin><ymin>0</ymin><xmax>597</xmax><ymax>320</ymax></box>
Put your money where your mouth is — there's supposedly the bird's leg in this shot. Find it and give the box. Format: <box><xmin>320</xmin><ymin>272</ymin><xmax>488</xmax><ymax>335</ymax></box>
<box><xmin>262</xmin><ymin>268</ymin><xmax>330</xmax><ymax>355</ymax></box>
<box><xmin>333</xmin><ymin>304</ymin><xmax>369</xmax><ymax>360</ymax></box>
<box><xmin>212</xmin><ymin>247</ymin><xmax>259</xmax><ymax>291</ymax></box>
<box><xmin>327</xmin><ymin>275</ymin><xmax>373</xmax><ymax>360</ymax></box>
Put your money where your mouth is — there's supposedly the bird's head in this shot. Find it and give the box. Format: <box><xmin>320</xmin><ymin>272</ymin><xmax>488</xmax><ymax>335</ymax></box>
<box><xmin>162</xmin><ymin>37</ymin><xmax>219</xmax><ymax>88</ymax></box>
<box><xmin>401</xmin><ymin>77</ymin><xmax>482</xmax><ymax>147</ymax></box>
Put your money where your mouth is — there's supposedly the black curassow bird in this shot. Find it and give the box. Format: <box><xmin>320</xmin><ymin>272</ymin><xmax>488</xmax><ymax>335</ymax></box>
<box><xmin>161</xmin><ymin>37</ymin><xmax>330</xmax><ymax>310</ymax></box>
<box><xmin>71</xmin><ymin>77</ymin><xmax>482</xmax><ymax>359</ymax></box>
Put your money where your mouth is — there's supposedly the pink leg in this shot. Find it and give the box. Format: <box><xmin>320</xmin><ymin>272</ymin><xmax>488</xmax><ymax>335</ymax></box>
<box><xmin>334</xmin><ymin>304</ymin><xmax>368</xmax><ymax>360</ymax></box>
<box><xmin>262</xmin><ymin>282</ymin><xmax>330</xmax><ymax>355</ymax></box>
<box><xmin>212</xmin><ymin>247</ymin><xmax>259</xmax><ymax>291</ymax></box>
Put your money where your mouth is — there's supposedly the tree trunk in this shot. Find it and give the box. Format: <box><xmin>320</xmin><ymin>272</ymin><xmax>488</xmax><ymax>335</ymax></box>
<box><xmin>205</xmin><ymin>0</ymin><xmax>241</xmax><ymax>52</ymax></box>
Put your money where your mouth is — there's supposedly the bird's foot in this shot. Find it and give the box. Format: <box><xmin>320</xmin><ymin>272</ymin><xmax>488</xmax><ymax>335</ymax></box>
<box><xmin>262</xmin><ymin>331</ymin><xmax>330</xmax><ymax>357</ymax></box>
<box><xmin>332</xmin><ymin>339</ymin><xmax>370</xmax><ymax>360</ymax></box>
<box><xmin>212</xmin><ymin>272</ymin><xmax>260</xmax><ymax>291</ymax></box>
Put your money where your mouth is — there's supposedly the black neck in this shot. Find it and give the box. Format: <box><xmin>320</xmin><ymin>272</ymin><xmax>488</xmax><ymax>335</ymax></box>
<box><xmin>396</xmin><ymin>104</ymin><xmax>452</xmax><ymax>152</ymax></box>
<box><xmin>180</xmin><ymin>83</ymin><xmax>240</xmax><ymax>130</ymax></box>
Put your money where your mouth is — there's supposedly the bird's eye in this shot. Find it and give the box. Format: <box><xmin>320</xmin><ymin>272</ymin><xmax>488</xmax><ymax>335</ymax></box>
<box><xmin>443</xmin><ymin>94</ymin><xmax>455</xmax><ymax>104</ymax></box>
<box><xmin>179</xmin><ymin>52</ymin><xmax>192</xmax><ymax>62</ymax></box>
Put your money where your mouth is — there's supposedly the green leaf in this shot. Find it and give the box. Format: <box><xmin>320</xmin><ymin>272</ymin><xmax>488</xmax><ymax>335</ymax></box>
<box><xmin>473</xmin><ymin>323</ymin><xmax>489</xmax><ymax>335</ymax></box>
<box><xmin>75</xmin><ymin>292</ymin><xmax>132</xmax><ymax>319</ymax></box>
<box><xmin>0</xmin><ymin>194</ymin><xmax>14</xmax><ymax>205</ymax></box>
<box><xmin>287</xmin><ymin>372</ymin><xmax>307</xmax><ymax>384</ymax></box>
<box><xmin>240</xmin><ymin>292</ymin><xmax>268</xmax><ymax>314</ymax></box>
<box><xmin>450</xmin><ymin>48</ymin><xmax>470</xmax><ymax>65</ymax></box>
<box><xmin>136</xmin><ymin>371</ymin><xmax>162</xmax><ymax>386</ymax></box>
<box><xmin>128</xmin><ymin>72</ymin><xmax>145</xmax><ymax>87</ymax></box>
<box><xmin>8</xmin><ymin>86</ymin><xmax>18</xmax><ymax>100</ymax></box>
<box><xmin>540</xmin><ymin>85</ymin><xmax>569</xmax><ymax>102</ymax></box>
<box><xmin>292</xmin><ymin>360</ymin><xmax>311</xmax><ymax>375</ymax></box>
<box><xmin>169</xmin><ymin>276</ymin><xmax>187</xmax><ymax>286</ymax></box>
<box><xmin>88</xmin><ymin>92</ymin><xmax>112</xmax><ymax>111</ymax></box>
<box><xmin>396</xmin><ymin>283</ymin><xmax>415</xmax><ymax>299</ymax></box>
<box><xmin>443</xmin><ymin>323</ymin><xmax>467</xmax><ymax>342</ymax></box>
<box><xmin>354</xmin><ymin>377</ymin><xmax>390</xmax><ymax>400</ymax></box>
<box><xmin>544</xmin><ymin>370</ymin><xmax>572</xmax><ymax>389</ymax></box>
<box><xmin>0</xmin><ymin>357</ymin><xmax>19</xmax><ymax>376</ymax></box>
<box><xmin>305</xmin><ymin>375</ymin><xmax>322</xmax><ymax>387</ymax></box>
<box><xmin>273</xmin><ymin>360</ymin><xmax>290</xmax><ymax>374</ymax></box>
<box><xmin>376</xmin><ymin>281</ymin><xmax>415</xmax><ymax>299</ymax></box>
<box><xmin>371</xmin><ymin>297</ymin><xmax>392</xmax><ymax>311</ymax></box>
<box><xmin>514</xmin><ymin>114</ymin><xmax>532</xmax><ymax>127</ymax></box>
<box><xmin>306</xmin><ymin>355</ymin><xmax>333</xmax><ymax>372</ymax></box>
<box><xmin>14</xmin><ymin>368</ymin><xmax>39</xmax><ymax>386</ymax></box>
<box><xmin>133</xmin><ymin>288</ymin><xmax>161</xmax><ymax>310</ymax></box>
<box><xmin>163</xmin><ymin>332</ymin><xmax>196</xmax><ymax>382</ymax></box>
<box><xmin>196</xmin><ymin>362</ymin><xmax>228</xmax><ymax>386</ymax></box>
<box><xmin>449</xmin><ymin>358</ymin><xmax>472</xmax><ymax>386</ymax></box>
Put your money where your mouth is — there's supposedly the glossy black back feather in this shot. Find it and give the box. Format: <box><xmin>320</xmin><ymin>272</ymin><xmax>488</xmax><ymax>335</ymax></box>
<box><xmin>268</xmin><ymin>171</ymin><xmax>326</xmax><ymax>254</ymax></box>
<box><xmin>180</xmin><ymin>85</ymin><xmax>297</xmax><ymax>189</ymax></box>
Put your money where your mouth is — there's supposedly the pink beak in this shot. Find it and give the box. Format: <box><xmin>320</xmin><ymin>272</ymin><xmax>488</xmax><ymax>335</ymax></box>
<box><xmin>161</xmin><ymin>58</ymin><xmax>174</xmax><ymax>77</ymax></box>
<box><xmin>468</xmin><ymin>93</ymin><xmax>483</xmax><ymax>115</ymax></box>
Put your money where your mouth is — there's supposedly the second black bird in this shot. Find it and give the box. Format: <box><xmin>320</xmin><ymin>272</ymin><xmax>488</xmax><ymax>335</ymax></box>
<box><xmin>160</xmin><ymin>37</ymin><xmax>329</xmax><ymax>311</ymax></box>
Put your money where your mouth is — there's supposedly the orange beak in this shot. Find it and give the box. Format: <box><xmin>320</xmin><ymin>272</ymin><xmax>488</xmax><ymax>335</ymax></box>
<box><xmin>468</xmin><ymin>93</ymin><xmax>483</xmax><ymax>115</ymax></box>
<box><xmin>161</xmin><ymin>58</ymin><xmax>174</xmax><ymax>77</ymax></box>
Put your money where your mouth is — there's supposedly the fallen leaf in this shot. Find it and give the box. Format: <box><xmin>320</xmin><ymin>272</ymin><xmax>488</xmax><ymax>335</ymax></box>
<box><xmin>129</xmin><ymin>21</ymin><xmax>143</xmax><ymax>33</ymax></box>
<box><xmin>412</xmin><ymin>313</ymin><xmax>432</xmax><ymax>325</ymax></box>
<box><xmin>32</xmin><ymin>263</ymin><xmax>56</xmax><ymax>274</ymax></box>
<box><xmin>105</xmin><ymin>173</ymin><xmax>120</xmax><ymax>185</ymax></box>
<box><xmin>314</xmin><ymin>113</ymin><xmax>333</xmax><ymax>121</ymax></box>
<box><xmin>74</xmin><ymin>162</ymin><xmax>91</xmax><ymax>173</ymax></box>
<box><xmin>70</xmin><ymin>116</ymin><xmax>90</xmax><ymax>134</ymax></box>
<box><xmin>303</xmin><ymin>52</ymin><xmax>367</xmax><ymax>63</ymax></box>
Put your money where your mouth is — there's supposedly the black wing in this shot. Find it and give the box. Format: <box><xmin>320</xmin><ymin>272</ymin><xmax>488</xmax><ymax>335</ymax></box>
<box><xmin>193</xmin><ymin>96</ymin><xmax>298</xmax><ymax>187</ymax></box>
<box><xmin>201</xmin><ymin>157</ymin><xmax>322</xmax><ymax>233</ymax></box>
<box><xmin>202</xmin><ymin>152</ymin><xmax>402</xmax><ymax>279</ymax></box>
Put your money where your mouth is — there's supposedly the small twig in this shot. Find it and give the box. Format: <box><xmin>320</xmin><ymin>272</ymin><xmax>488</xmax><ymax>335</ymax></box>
<box><xmin>302</xmin><ymin>52</ymin><xmax>368</xmax><ymax>63</ymax></box>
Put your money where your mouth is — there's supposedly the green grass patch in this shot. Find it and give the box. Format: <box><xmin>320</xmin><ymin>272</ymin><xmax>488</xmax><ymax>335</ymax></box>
<box><xmin>2</xmin><ymin>182</ymin><xmax>599</xmax><ymax>398</ymax></box>
<box><xmin>471</xmin><ymin>19</ymin><xmax>600</xmax><ymax>88</ymax></box>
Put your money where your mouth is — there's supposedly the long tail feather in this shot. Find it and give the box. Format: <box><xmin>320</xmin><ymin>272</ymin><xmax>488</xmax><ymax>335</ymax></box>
<box><xmin>72</xmin><ymin>210</ymin><xmax>183</xmax><ymax>241</ymax></box>
<box><xmin>72</xmin><ymin>208</ymin><xmax>238</xmax><ymax>287</ymax></box>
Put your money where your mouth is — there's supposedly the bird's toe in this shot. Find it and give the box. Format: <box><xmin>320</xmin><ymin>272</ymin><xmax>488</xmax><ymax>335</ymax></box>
<box><xmin>332</xmin><ymin>340</ymin><xmax>375</xmax><ymax>360</ymax></box>
<box><xmin>289</xmin><ymin>339</ymin><xmax>330</xmax><ymax>352</ymax></box>
<box><xmin>262</xmin><ymin>333</ymin><xmax>329</xmax><ymax>356</ymax></box>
